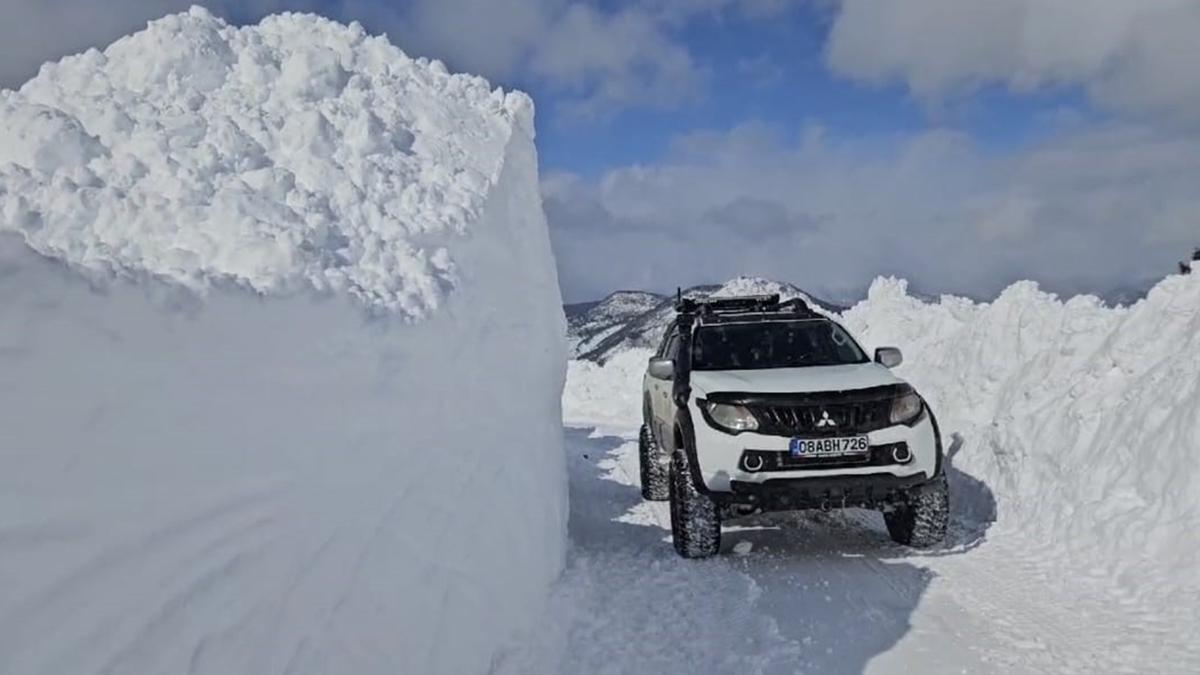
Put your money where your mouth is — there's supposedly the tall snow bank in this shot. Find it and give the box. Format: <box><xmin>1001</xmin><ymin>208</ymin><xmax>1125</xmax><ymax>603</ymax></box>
<box><xmin>0</xmin><ymin>9</ymin><xmax>566</xmax><ymax>675</ymax></box>
<box><xmin>842</xmin><ymin>275</ymin><xmax>1200</xmax><ymax>610</ymax></box>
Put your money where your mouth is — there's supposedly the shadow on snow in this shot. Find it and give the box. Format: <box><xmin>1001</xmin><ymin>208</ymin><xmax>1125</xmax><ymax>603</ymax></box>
<box><xmin>540</xmin><ymin>427</ymin><xmax>996</xmax><ymax>675</ymax></box>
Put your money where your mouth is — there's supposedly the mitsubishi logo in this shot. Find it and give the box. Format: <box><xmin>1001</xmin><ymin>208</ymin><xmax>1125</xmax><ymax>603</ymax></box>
<box><xmin>816</xmin><ymin>410</ymin><xmax>837</xmax><ymax>428</ymax></box>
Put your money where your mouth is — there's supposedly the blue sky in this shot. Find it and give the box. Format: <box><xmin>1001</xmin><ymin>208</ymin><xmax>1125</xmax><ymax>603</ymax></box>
<box><xmin>516</xmin><ymin>4</ymin><xmax>1097</xmax><ymax>177</ymax></box>
<box><xmin>527</xmin><ymin>5</ymin><xmax>1054</xmax><ymax>175</ymax></box>
<box><xmin>531</xmin><ymin>7</ymin><xmax>918</xmax><ymax>175</ymax></box>
<box><xmin>2</xmin><ymin>0</ymin><xmax>1198</xmax><ymax>302</ymax></box>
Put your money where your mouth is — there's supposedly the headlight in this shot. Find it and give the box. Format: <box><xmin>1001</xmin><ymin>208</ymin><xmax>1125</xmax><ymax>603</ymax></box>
<box><xmin>890</xmin><ymin>391</ymin><xmax>924</xmax><ymax>425</ymax></box>
<box><xmin>701</xmin><ymin>400</ymin><xmax>759</xmax><ymax>433</ymax></box>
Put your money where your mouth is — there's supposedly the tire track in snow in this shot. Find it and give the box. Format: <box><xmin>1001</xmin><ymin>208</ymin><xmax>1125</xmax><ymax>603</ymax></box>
<box><xmin>502</xmin><ymin>431</ymin><xmax>927</xmax><ymax>674</ymax></box>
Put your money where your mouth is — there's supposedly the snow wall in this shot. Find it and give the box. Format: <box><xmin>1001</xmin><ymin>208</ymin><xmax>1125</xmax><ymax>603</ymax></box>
<box><xmin>0</xmin><ymin>10</ymin><xmax>566</xmax><ymax>675</ymax></box>
<box><xmin>841</xmin><ymin>276</ymin><xmax>1200</xmax><ymax>614</ymax></box>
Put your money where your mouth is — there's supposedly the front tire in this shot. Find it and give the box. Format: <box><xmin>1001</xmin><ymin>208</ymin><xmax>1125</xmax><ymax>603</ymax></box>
<box><xmin>638</xmin><ymin>424</ymin><xmax>670</xmax><ymax>501</ymax></box>
<box><xmin>668</xmin><ymin>450</ymin><xmax>721</xmax><ymax>559</ymax></box>
<box><xmin>884</xmin><ymin>474</ymin><xmax>950</xmax><ymax>548</ymax></box>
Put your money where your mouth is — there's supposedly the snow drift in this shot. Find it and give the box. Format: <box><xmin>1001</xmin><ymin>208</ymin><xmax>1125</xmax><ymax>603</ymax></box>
<box><xmin>564</xmin><ymin>348</ymin><xmax>655</xmax><ymax>432</ymax></box>
<box><xmin>0</xmin><ymin>9</ymin><xmax>565</xmax><ymax>675</ymax></box>
<box><xmin>841</xmin><ymin>275</ymin><xmax>1200</xmax><ymax>619</ymax></box>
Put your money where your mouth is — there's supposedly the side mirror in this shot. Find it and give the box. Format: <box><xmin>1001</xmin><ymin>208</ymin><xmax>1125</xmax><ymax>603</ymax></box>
<box><xmin>647</xmin><ymin>357</ymin><xmax>675</xmax><ymax>381</ymax></box>
<box><xmin>875</xmin><ymin>347</ymin><xmax>903</xmax><ymax>369</ymax></box>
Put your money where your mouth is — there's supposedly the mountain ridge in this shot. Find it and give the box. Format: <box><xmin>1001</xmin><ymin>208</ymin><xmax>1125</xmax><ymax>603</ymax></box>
<box><xmin>566</xmin><ymin>276</ymin><xmax>848</xmax><ymax>363</ymax></box>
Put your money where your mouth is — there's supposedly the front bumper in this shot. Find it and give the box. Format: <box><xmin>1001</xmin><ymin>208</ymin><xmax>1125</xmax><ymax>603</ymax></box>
<box><xmin>688</xmin><ymin>399</ymin><xmax>940</xmax><ymax>493</ymax></box>
<box><xmin>724</xmin><ymin>472</ymin><xmax>928</xmax><ymax>513</ymax></box>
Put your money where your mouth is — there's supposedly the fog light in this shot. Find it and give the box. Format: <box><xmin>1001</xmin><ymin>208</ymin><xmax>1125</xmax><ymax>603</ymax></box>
<box><xmin>891</xmin><ymin>444</ymin><xmax>912</xmax><ymax>464</ymax></box>
<box><xmin>742</xmin><ymin>453</ymin><xmax>765</xmax><ymax>472</ymax></box>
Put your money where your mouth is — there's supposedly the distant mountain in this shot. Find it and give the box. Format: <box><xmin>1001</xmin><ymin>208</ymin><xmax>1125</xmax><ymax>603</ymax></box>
<box><xmin>565</xmin><ymin>275</ymin><xmax>1177</xmax><ymax>362</ymax></box>
<box><xmin>566</xmin><ymin>290</ymin><xmax>665</xmax><ymax>357</ymax></box>
<box><xmin>566</xmin><ymin>277</ymin><xmax>848</xmax><ymax>363</ymax></box>
<box><xmin>563</xmin><ymin>300</ymin><xmax>602</xmax><ymax>320</ymax></box>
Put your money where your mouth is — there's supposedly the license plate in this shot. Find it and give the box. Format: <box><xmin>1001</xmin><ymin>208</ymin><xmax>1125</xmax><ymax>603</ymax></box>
<box><xmin>789</xmin><ymin>435</ymin><xmax>870</xmax><ymax>458</ymax></box>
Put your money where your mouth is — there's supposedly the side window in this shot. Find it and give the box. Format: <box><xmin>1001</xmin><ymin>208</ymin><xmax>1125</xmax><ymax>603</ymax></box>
<box><xmin>657</xmin><ymin>322</ymin><xmax>678</xmax><ymax>357</ymax></box>
<box><xmin>664</xmin><ymin>334</ymin><xmax>680</xmax><ymax>360</ymax></box>
<box><xmin>829</xmin><ymin>323</ymin><xmax>867</xmax><ymax>363</ymax></box>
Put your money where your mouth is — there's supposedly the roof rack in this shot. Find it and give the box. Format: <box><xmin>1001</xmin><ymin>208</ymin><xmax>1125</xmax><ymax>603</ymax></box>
<box><xmin>667</xmin><ymin>288</ymin><xmax>820</xmax><ymax>407</ymax></box>
<box><xmin>673</xmin><ymin>289</ymin><xmax>818</xmax><ymax>319</ymax></box>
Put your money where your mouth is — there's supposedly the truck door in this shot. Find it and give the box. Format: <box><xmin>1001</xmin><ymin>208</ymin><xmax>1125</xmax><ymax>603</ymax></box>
<box><xmin>651</xmin><ymin>329</ymin><xmax>681</xmax><ymax>444</ymax></box>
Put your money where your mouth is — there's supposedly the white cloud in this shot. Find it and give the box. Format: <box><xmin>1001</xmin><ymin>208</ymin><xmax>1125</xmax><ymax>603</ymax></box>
<box><xmin>0</xmin><ymin>0</ymin><xmax>711</xmax><ymax>115</ymax></box>
<box><xmin>0</xmin><ymin>0</ymin><xmax>186</xmax><ymax>86</ymax></box>
<box><xmin>354</xmin><ymin>0</ymin><xmax>560</xmax><ymax>82</ymax></box>
<box><xmin>528</xmin><ymin>4</ymin><xmax>703</xmax><ymax>117</ymax></box>
<box><xmin>373</xmin><ymin>0</ymin><xmax>803</xmax><ymax>113</ymax></box>
<box><xmin>545</xmin><ymin>121</ymin><xmax>1200</xmax><ymax>302</ymax></box>
<box><xmin>826</xmin><ymin>0</ymin><xmax>1200</xmax><ymax>125</ymax></box>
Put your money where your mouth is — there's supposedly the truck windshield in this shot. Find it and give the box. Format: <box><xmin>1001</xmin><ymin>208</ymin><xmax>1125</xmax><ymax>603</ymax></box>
<box><xmin>691</xmin><ymin>320</ymin><xmax>868</xmax><ymax>370</ymax></box>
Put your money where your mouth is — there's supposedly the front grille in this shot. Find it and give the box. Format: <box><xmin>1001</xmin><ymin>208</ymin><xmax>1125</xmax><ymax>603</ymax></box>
<box><xmin>707</xmin><ymin>384</ymin><xmax>907</xmax><ymax>437</ymax></box>
<box><xmin>748</xmin><ymin>400</ymin><xmax>891</xmax><ymax>436</ymax></box>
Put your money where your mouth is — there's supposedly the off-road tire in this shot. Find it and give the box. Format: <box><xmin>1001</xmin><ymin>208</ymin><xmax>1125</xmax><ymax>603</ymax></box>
<box><xmin>668</xmin><ymin>450</ymin><xmax>721</xmax><ymax>558</ymax></box>
<box><xmin>885</xmin><ymin>474</ymin><xmax>950</xmax><ymax>548</ymax></box>
<box><xmin>638</xmin><ymin>424</ymin><xmax>670</xmax><ymax>501</ymax></box>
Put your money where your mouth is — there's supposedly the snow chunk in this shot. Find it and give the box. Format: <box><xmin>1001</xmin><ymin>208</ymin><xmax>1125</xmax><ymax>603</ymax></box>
<box><xmin>0</xmin><ymin>103</ymin><xmax>103</xmax><ymax>172</ymax></box>
<box><xmin>278</xmin><ymin>46</ymin><xmax>349</xmax><ymax>100</ymax></box>
<box><xmin>0</xmin><ymin>7</ymin><xmax>531</xmax><ymax>317</ymax></box>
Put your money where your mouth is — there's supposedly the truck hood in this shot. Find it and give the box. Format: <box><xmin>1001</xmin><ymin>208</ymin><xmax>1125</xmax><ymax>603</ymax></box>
<box><xmin>689</xmin><ymin>363</ymin><xmax>903</xmax><ymax>396</ymax></box>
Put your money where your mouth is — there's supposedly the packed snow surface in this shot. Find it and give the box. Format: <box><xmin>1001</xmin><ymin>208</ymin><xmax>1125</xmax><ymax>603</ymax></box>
<box><xmin>0</xmin><ymin>10</ymin><xmax>566</xmax><ymax>675</ymax></box>
<box><xmin>0</xmin><ymin>6</ymin><xmax>534</xmax><ymax>317</ymax></box>
<box><xmin>534</xmin><ymin>274</ymin><xmax>1200</xmax><ymax>673</ymax></box>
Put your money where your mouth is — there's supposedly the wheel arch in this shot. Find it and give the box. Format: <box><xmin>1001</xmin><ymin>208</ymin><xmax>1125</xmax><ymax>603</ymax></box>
<box><xmin>926</xmin><ymin>404</ymin><xmax>946</xmax><ymax>478</ymax></box>
<box><xmin>673</xmin><ymin>405</ymin><xmax>714</xmax><ymax>496</ymax></box>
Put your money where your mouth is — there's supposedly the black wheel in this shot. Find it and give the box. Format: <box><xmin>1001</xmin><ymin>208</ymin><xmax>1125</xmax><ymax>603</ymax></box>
<box><xmin>885</xmin><ymin>474</ymin><xmax>950</xmax><ymax>548</ymax></box>
<box><xmin>668</xmin><ymin>450</ymin><xmax>721</xmax><ymax>559</ymax></box>
<box><xmin>638</xmin><ymin>424</ymin><xmax>670</xmax><ymax>501</ymax></box>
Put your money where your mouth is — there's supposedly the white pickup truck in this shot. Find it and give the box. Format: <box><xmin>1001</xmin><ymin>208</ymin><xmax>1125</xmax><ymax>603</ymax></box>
<box><xmin>639</xmin><ymin>294</ymin><xmax>949</xmax><ymax>558</ymax></box>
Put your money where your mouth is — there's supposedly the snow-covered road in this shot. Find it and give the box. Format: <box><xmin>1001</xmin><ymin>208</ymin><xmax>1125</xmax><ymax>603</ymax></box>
<box><xmin>500</xmin><ymin>427</ymin><xmax>1198</xmax><ymax>675</ymax></box>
